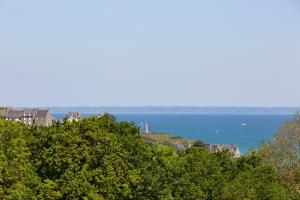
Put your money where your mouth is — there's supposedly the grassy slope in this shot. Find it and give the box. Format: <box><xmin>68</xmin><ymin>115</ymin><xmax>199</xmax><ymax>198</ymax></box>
<box><xmin>142</xmin><ymin>133</ymin><xmax>194</xmax><ymax>149</ymax></box>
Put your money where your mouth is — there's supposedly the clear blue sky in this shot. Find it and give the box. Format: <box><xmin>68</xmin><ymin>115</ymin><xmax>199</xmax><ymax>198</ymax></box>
<box><xmin>0</xmin><ymin>0</ymin><xmax>300</xmax><ymax>107</ymax></box>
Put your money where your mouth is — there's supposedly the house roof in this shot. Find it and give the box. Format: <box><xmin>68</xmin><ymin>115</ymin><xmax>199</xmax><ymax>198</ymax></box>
<box><xmin>222</xmin><ymin>144</ymin><xmax>236</xmax><ymax>150</ymax></box>
<box><xmin>205</xmin><ymin>144</ymin><xmax>220</xmax><ymax>152</ymax></box>
<box><xmin>6</xmin><ymin>110</ymin><xmax>24</xmax><ymax>119</ymax></box>
<box><xmin>36</xmin><ymin>110</ymin><xmax>50</xmax><ymax>119</ymax></box>
<box><xmin>24</xmin><ymin>109</ymin><xmax>38</xmax><ymax>116</ymax></box>
<box><xmin>205</xmin><ymin>144</ymin><xmax>239</xmax><ymax>154</ymax></box>
<box><xmin>67</xmin><ymin>112</ymin><xmax>81</xmax><ymax>119</ymax></box>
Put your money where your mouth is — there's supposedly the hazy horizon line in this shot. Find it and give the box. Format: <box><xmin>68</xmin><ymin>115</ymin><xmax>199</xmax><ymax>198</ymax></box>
<box><xmin>13</xmin><ymin>106</ymin><xmax>299</xmax><ymax>108</ymax></box>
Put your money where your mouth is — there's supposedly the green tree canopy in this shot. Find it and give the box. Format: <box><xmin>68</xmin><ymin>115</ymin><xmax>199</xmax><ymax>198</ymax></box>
<box><xmin>0</xmin><ymin>116</ymin><xmax>298</xmax><ymax>199</ymax></box>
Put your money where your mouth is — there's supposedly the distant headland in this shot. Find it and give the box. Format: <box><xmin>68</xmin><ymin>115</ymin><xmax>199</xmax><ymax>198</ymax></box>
<box><xmin>36</xmin><ymin>106</ymin><xmax>298</xmax><ymax>115</ymax></box>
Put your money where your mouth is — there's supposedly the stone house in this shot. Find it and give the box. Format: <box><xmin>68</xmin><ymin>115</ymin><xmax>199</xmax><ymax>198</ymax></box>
<box><xmin>175</xmin><ymin>142</ymin><xmax>192</xmax><ymax>150</ymax></box>
<box><xmin>0</xmin><ymin>108</ymin><xmax>52</xmax><ymax>127</ymax></box>
<box><xmin>66</xmin><ymin>112</ymin><xmax>82</xmax><ymax>122</ymax></box>
<box><xmin>34</xmin><ymin>109</ymin><xmax>52</xmax><ymax>126</ymax></box>
<box><xmin>205</xmin><ymin>144</ymin><xmax>240</xmax><ymax>158</ymax></box>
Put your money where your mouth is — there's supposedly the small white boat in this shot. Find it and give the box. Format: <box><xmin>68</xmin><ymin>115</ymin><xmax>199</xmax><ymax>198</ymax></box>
<box><xmin>241</xmin><ymin>123</ymin><xmax>247</xmax><ymax>126</ymax></box>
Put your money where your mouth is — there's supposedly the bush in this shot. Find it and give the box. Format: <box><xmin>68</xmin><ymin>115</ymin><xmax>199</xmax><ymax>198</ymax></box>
<box><xmin>193</xmin><ymin>140</ymin><xmax>205</xmax><ymax>148</ymax></box>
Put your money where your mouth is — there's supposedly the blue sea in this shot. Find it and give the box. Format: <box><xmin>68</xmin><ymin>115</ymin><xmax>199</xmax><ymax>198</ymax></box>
<box><xmin>53</xmin><ymin>112</ymin><xmax>294</xmax><ymax>154</ymax></box>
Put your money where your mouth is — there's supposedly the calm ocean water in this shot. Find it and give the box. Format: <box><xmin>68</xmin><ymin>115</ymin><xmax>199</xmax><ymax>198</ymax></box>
<box><xmin>53</xmin><ymin>113</ymin><xmax>293</xmax><ymax>154</ymax></box>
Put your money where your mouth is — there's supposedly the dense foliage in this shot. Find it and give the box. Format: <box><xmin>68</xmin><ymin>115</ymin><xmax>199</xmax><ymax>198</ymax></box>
<box><xmin>0</xmin><ymin>115</ymin><xmax>298</xmax><ymax>199</ymax></box>
<box><xmin>260</xmin><ymin>114</ymin><xmax>300</xmax><ymax>193</ymax></box>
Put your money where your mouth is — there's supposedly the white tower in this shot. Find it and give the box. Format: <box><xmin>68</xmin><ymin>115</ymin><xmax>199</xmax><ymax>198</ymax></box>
<box><xmin>144</xmin><ymin>122</ymin><xmax>150</xmax><ymax>134</ymax></box>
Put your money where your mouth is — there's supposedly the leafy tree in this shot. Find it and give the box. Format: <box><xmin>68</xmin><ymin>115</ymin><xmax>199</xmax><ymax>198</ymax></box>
<box><xmin>260</xmin><ymin>114</ymin><xmax>300</xmax><ymax>191</ymax></box>
<box><xmin>224</xmin><ymin>153</ymin><xmax>295</xmax><ymax>199</ymax></box>
<box><xmin>0</xmin><ymin>120</ymin><xmax>40</xmax><ymax>199</ymax></box>
<box><xmin>193</xmin><ymin>140</ymin><xmax>205</xmax><ymax>148</ymax></box>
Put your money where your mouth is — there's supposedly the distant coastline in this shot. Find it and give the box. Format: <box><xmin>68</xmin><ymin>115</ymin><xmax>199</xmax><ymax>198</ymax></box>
<box><xmin>27</xmin><ymin>106</ymin><xmax>300</xmax><ymax>115</ymax></box>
